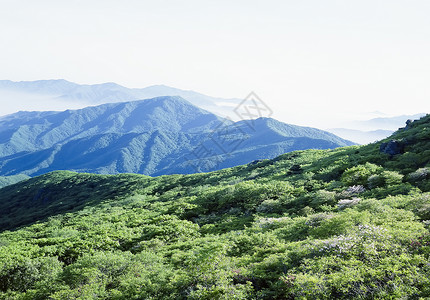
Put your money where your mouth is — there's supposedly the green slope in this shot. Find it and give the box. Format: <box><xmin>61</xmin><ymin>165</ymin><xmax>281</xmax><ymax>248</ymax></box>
<box><xmin>0</xmin><ymin>114</ymin><xmax>429</xmax><ymax>299</ymax></box>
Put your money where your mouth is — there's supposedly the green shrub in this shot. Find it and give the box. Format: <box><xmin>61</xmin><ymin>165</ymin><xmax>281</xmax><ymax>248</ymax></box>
<box><xmin>305</xmin><ymin>213</ymin><xmax>334</xmax><ymax>227</ymax></box>
<box><xmin>368</xmin><ymin>170</ymin><xmax>403</xmax><ymax>189</ymax></box>
<box><xmin>408</xmin><ymin>168</ymin><xmax>430</xmax><ymax>182</ymax></box>
<box><xmin>341</xmin><ymin>163</ymin><xmax>383</xmax><ymax>186</ymax></box>
<box><xmin>310</xmin><ymin>190</ymin><xmax>337</xmax><ymax>207</ymax></box>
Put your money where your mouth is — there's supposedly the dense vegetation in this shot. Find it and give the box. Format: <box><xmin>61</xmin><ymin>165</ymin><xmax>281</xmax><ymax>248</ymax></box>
<box><xmin>0</xmin><ymin>115</ymin><xmax>429</xmax><ymax>299</ymax></box>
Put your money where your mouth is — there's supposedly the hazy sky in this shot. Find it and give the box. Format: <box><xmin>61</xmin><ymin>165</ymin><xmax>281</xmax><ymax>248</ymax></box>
<box><xmin>1</xmin><ymin>0</ymin><xmax>429</xmax><ymax>127</ymax></box>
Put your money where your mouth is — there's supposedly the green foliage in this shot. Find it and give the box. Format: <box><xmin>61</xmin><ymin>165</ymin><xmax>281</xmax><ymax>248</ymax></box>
<box><xmin>0</xmin><ymin>114</ymin><xmax>430</xmax><ymax>298</ymax></box>
<box><xmin>341</xmin><ymin>162</ymin><xmax>383</xmax><ymax>186</ymax></box>
<box><xmin>310</xmin><ymin>190</ymin><xmax>337</xmax><ymax>206</ymax></box>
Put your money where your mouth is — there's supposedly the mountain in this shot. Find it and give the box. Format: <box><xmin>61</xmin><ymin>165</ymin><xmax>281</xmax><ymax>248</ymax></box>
<box><xmin>0</xmin><ymin>79</ymin><xmax>241</xmax><ymax>118</ymax></box>
<box><xmin>0</xmin><ymin>115</ymin><xmax>429</xmax><ymax>299</ymax></box>
<box><xmin>328</xmin><ymin>113</ymin><xmax>426</xmax><ymax>144</ymax></box>
<box><xmin>326</xmin><ymin>128</ymin><xmax>394</xmax><ymax>144</ymax></box>
<box><xmin>354</xmin><ymin>113</ymin><xmax>426</xmax><ymax>131</ymax></box>
<box><xmin>340</xmin><ymin>113</ymin><xmax>426</xmax><ymax>132</ymax></box>
<box><xmin>3</xmin><ymin>80</ymin><xmax>425</xmax><ymax>143</ymax></box>
<box><xmin>0</xmin><ymin>96</ymin><xmax>353</xmax><ymax>176</ymax></box>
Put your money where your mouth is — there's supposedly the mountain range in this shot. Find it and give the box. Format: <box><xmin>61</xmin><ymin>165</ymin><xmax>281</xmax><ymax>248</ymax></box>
<box><xmin>327</xmin><ymin>113</ymin><xmax>426</xmax><ymax>144</ymax></box>
<box><xmin>1</xmin><ymin>79</ymin><xmax>426</xmax><ymax>145</ymax></box>
<box><xmin>347</xmin><ymin>113</ymin><xmax>427</xmax><ymax>131</ymax></box>
<box><xmin>0</xmin><ymin>79</ymin><xmax>241</xmax><ymax>119</ymax></box>
<box><xmin>0</xmin><ymin>96</ymin><xmax>354</xmax><ymax>176</ymax></box>
<box><xmin>326</xmin><ymin>128</ymin><xmax>395</xmax><ymax>145</ymax></box>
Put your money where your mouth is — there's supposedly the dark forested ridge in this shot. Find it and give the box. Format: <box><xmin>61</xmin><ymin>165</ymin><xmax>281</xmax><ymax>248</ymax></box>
<box><xmin>0</xmin><ymin>114</ymin><xmax>429</xmax><ymax>298</ymax></box>
<box><xmin>0</xmin><ymin>96</ymin><xmax>353</xmax><ymax>176</ymax></box>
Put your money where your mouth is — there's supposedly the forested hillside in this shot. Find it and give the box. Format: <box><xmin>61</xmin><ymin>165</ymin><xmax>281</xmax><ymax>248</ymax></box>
<box><xmin>0</xmin><ymin>96</ymin><xmax>353</xmax><ymax>176</ymax></box>
<box><xmin>0</xmin><ymin>115</ymin><xmax>429</xmax><ymax>299</ymax></box>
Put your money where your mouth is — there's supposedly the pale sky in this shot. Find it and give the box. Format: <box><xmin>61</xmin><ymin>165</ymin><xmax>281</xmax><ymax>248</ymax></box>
<box><xmin>1</xmin><ymin>0</ymin><xmax>429</xmax><ymax>127</ymax></box>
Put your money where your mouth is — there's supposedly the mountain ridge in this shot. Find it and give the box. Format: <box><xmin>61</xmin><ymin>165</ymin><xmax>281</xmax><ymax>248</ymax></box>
<box><xmin>0</xmin><ymin>79</ymin><xmax>241</xmax><ymax>118</ymax></box>
<box><xmin>0</xmin><ymin>96</ymin><xmax>354</xmax><ymax>176</ymax></box>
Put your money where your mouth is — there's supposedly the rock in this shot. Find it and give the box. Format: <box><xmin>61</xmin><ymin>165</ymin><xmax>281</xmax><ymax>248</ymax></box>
<box><xmin>404</xmin><ymin>119</ymin><xmax>413</xmax><ymax>130</ymax></box>
<box><xmin>289</xmin><ymin>164</ymin><xmax>302</xmax><ymax>174</ymax></box>
<box><xmin>337</xmin><ymin>198</ymin><xmax>361</xmax><ymax>209</ymax></box>
<box><xmin>249</xmin><ymin>159</ymin><xmax>264</xmax><ymax>165</ymax></box>
<box><xmin>340</xmin><ymin>185</ymin><xmax>366</xmax><ymax>197</ymax></box>
<box><xmin>380</xmin><ymin>140</ymin><xmax>405</xmax><ymax>156</ymax></box>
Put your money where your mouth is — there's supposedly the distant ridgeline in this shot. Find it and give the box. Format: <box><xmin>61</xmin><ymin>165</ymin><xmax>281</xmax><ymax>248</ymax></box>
<box><xmin>0</xmin><ymin>79</ymin><xmax>244</xmax><ymax>117</ymax></box>
<box><xmin>0</xmin><ymin>114</ymin><xmax>429</xmax><ymax>299</ymax></box>
<box><xmin>0</xmin><ymin>96</ymin><xmax>353</xmax><ymax>176</ymax></box>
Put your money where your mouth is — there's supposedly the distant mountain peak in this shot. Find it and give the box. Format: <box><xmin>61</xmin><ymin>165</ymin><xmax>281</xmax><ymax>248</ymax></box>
<box><xmin>0</xmin><ymin>79</ymin><xmax>247</xmax><ymax>119</ymax></box>
<box><xmin>144</xmin><ymin>95</ymin><xmax>191</xmax><ymax>104</ymax></box>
